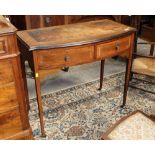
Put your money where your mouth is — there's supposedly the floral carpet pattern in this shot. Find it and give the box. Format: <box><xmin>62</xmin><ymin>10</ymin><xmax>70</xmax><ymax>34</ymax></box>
<box><xmin>29</xmin><ymin>72</ymin><xmax>155</xmax><ymax>140</ymax></box>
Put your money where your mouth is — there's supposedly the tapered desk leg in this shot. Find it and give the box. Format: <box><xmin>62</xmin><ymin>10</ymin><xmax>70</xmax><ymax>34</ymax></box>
<box><xmin>121</xmin><ymin>58</ymin><xmax>132</xmax><ymax>108</ymax></box>
<box><xmin>33</xmin><ymin>52</ymin><xmax>46</xmax><ymax>137</ymax></box>
<box><xmin>34</xmin><ymin>75</ymin><xmax>46</xmax><ymax>137</ymax></box>
<box><xmin>98</xmin><ymin>60</ymin><xmax>105</xmax><ymax>90</ymax></box>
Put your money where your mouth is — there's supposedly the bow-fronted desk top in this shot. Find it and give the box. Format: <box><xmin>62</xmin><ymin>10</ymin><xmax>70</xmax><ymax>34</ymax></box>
<box><xmin>17</xmin><ymin>19</ymin><xmax>136</xmax><ymax>51</ymax></box>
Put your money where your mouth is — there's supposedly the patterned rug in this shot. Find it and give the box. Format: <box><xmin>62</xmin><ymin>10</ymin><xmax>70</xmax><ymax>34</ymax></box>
<box><xmin>28</xmin><ymin>72</ymin><xmax>155</xmax><ymax>140</ymax></box>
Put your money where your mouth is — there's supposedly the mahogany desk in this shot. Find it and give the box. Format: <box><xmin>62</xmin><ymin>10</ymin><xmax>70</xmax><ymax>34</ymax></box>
<box><xmin>17</xmin><ymin>19</ymin><xmax>136</xmax><ymax>137</ymax></box>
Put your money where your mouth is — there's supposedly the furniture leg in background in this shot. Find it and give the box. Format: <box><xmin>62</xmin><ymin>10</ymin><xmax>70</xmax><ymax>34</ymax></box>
<box><xmin>150</xmin><ymin>44</ymin><xmax>154</xmax><ymax>56</ymax></box>
<box><xmin>98</xmin><ymin>60</ymin><xmax>105</xmax><ymax>90</ymax></box>
<box><xmin>20</xmin><ymin>53</ymin><xmax>30</xmax><ymax>111</ymax></box>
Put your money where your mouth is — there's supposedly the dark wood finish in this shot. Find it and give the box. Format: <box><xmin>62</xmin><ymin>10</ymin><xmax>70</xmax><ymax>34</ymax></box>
<box><xmin>140</xmin><ymin>24</ymin><xmax>155</xmax><ymax>42</ymax></box>
<box><xmin>9</xmin><ymin>15</ymin><xmax>26</xmax><ymax>30</ymax></box>
<box><xmin>98</xmin><ymin>60</ymin><xmax>105</xmax><ymax>90</ymax></box>
<box><xmin>0</xmin><ymin>16</ymin><xmax>33</xmax><ymax>139</ymax></box>
<box><xmin>10</xmin><ymin>15</ymin><xmax>120</xmax><ymax>30</ymax></box>
<box><xmin>17</xmin><ymin>19</ymin><xmax>135</xmax><ymax>136</ymax></box>
<box><xmin>130</xmin><ymin>85</ymin><xmax>155</xmax><ymax>95</ymax></box>
<box><xmin>25</xmin><ymin>15</ymin><xmax>65</xmax><ymax>29</ymax></box>
<box><xmin>138</xmin><ymin>16</ymin><xmax>155</xmax><ymax>56</ymax></box>
<box><xmin>64</xmin><ymin>15</ymin><xmax>119</xmax><ymax>25</ymax></box>
<box><xmin>133</xmin><ymin>53</ymin><xmax>155</xmax><ymax>59</ymax></box>
<box><xmin>129</xmin><ymin>55</ymin><xmax>155</xmax><ymax>95</ymax></box>
<box><xmin>122</xmin><ymin>59</ymin><xmax>130</xmax><ymax>107</ymax></box>
<box><xmin>150</xmin><ymin>44</ymin><xmax>154</xmax><ymax>56</ymax></box>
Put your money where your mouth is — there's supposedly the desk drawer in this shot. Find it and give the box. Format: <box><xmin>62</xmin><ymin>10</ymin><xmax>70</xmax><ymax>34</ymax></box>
<box><xmin>96</xmin><ymin>35</ymin><xmax>131</xmax><ymax>59</ymax></box>
<box><xmin>37</xmin><ymin>45</ymin><xmax>94</xmax><ymax>69</ymax></box>
<box><xmin>0</xmin><ymin>36</ymin><xmax>8</xmax><ymax>56</ymax></box>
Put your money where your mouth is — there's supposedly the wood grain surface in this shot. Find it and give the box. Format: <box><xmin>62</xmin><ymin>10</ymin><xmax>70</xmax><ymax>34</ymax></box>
<box><xmin>0</xmin><ymin>16</ymin><xmax>33</xmax><ymax>139</ymax></box>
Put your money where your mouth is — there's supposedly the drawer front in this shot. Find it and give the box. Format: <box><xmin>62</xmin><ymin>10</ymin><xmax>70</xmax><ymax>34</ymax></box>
<box><xmin>96</xmin><ymin>35</ymin><xmax>131</xmax><ymax>59</ymax></box>
<box><xmin>65</xmin><ymin>45</ymin><xmax>94</xmax><ymax>66</ymax></box>
<box><xmin>0</xmin><ymin>36</ymin><xmax>8</xmax><ymax>55</ymax></box>
<box><xmin>0</xmin><ymin>109</ymin><xmax>22</xmax><ymax>139</ymax></box>
<box><xmin>37</xmin><ymin>45</ymin><xmax>94</xmax><ymax>69</ymax></box>
<box><xmin>0</xmin><ymin>59</ymin><xmax>14</xmax><ymax>86</ymax></box>
<box><xmin>0</xmin><ymin>83</ymin><xmax>18</xmax><ymax>113</ymax></box>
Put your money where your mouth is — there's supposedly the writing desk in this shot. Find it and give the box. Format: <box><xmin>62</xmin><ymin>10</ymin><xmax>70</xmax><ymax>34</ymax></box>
<box><xmin>17</xmin><ymin>19</ymin><xmax>136</xmax><ymax>137</ymax></box>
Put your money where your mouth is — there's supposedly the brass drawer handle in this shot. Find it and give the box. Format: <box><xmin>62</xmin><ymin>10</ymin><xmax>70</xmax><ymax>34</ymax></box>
<box><xmin>115</xmin><ymin>43</ymin><xmax>120</xmax><ymax>51</ymax></box>
<box><xmin>64</xmin><ymin>55</ymin><xmax>71</xmax><ymax>62</ymax></box>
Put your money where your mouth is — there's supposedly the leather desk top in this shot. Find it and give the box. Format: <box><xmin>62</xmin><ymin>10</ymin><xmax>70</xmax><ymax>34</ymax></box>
<box><xmin>17</xmin><ymin>19</ymin><xmax>136</xmax><ymax>51</ymax></box>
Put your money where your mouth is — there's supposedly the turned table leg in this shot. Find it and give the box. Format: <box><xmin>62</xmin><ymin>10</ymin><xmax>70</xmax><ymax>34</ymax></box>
<box><xmin>98</xmin><ymin>60</ymin><xmax>105</xmax><ymax>90</ymax></box>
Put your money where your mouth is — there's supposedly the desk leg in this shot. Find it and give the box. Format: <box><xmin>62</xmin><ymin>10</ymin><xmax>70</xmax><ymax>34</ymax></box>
<box><xmin>34</xmin><ymin>75</ymin><xmax>46</xmax><ymax>137</ymax></box>
<box><xmin>98</xmin><ymin>60</ymin><xmax>105</xmax><ymax>90</ymax></box>
<box><xmin>121</xmin><ymin>58</ymin><xmax>132</xmax><ymax>108</ymax></box>
<box><xmin>33</xmin><ymin>52</ymin><xmax>46</xmax><ymax>137</ymax></box>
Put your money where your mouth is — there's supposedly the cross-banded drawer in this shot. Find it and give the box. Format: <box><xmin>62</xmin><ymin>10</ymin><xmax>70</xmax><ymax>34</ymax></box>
<box><xmin>37</xmin><ymin>45</ymin><xmax>94</xmax><ymax>70</ymax></box>
<box><xmin>95</xmin><ymin>35</ymin><xmax>131</xmax><ymax>59</ymax></box>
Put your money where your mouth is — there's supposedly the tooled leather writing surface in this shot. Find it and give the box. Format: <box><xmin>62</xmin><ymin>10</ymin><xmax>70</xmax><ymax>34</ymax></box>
<box><xmin>17</xmin><ymin>19</ymin><xmax>136</xmax><ymax>51</ymax></box>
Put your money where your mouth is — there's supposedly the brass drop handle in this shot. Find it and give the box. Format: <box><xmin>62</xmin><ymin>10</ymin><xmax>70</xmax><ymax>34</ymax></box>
<box><xmin>115</xmin><ymin>43</ymin><xmax>120</xmax><ymax>51</ymax></box>
<box><xmin>64</xmin><ymin>55</ymin><xmax>71</xmax><ymax>62</ymax></box>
